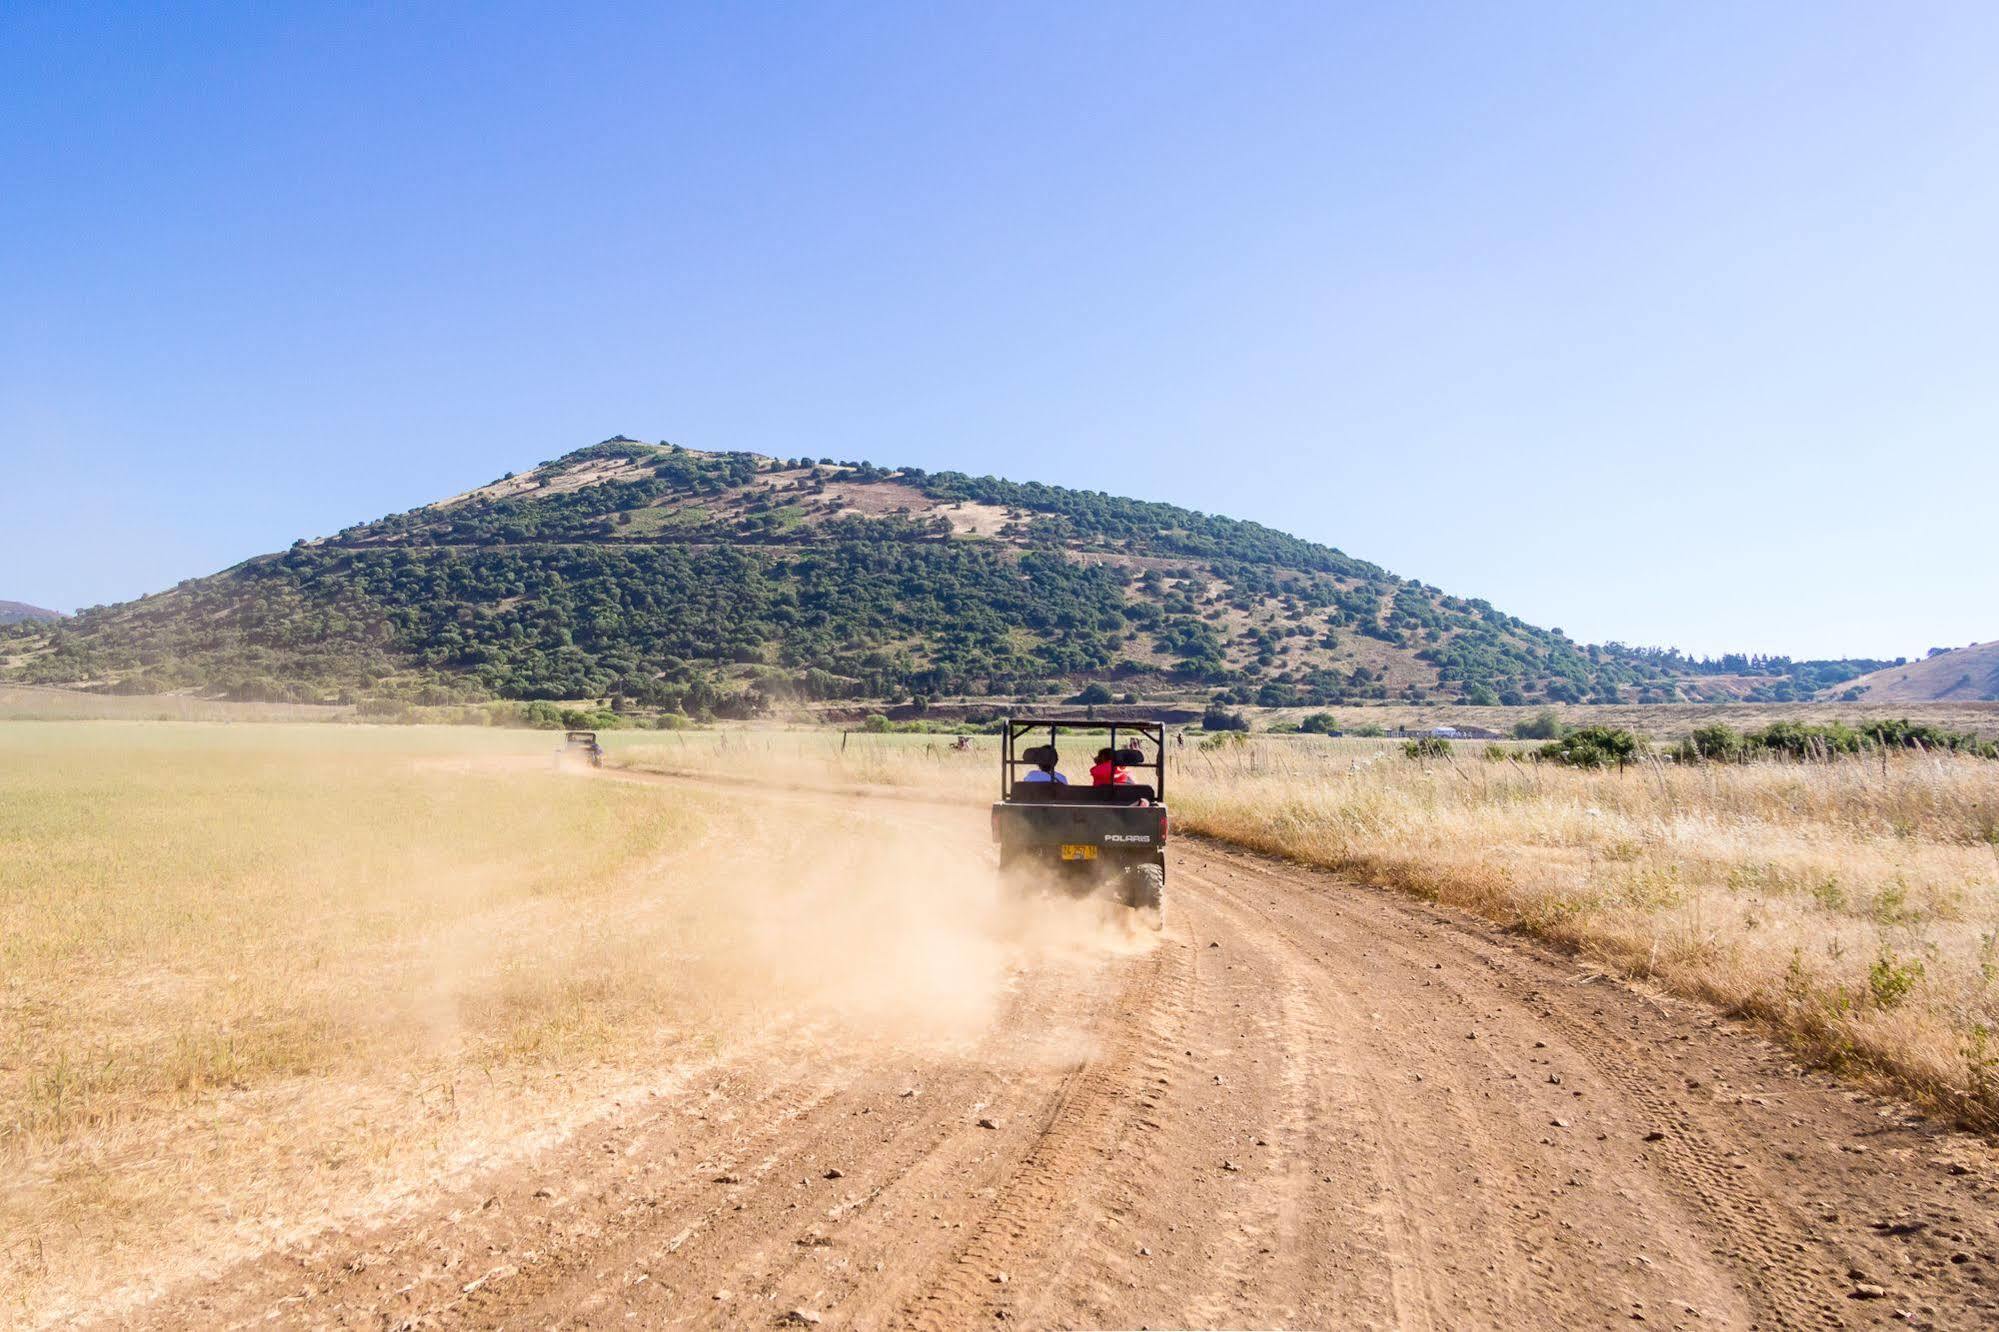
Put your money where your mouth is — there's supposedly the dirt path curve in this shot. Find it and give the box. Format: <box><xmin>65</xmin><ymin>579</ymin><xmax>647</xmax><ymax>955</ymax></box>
<box><xmin>130</xmin><ymin>775</ymin><xmax>1999</xmax><ymax>1330</ymax></box>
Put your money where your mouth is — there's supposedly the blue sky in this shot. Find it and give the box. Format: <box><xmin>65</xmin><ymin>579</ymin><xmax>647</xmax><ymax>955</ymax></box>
<box><xmin>4</xmin><ymin>2</ymin><xmax>1995</xmax><ymax>659</ymax></box>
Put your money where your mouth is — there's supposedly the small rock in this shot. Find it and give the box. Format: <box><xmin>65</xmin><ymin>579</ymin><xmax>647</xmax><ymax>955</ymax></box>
<box><xmin>1948</xmin><ymin>1163</ymin><xmax>1971</xmax><ymax>1176</ymax></box>
<box><xmin>713</xmin><ymin>1173</ymin><xmax>741</xmax><ymax>1184</ymax></box>
<box><xmin>900</xmin><ymin>1087</ymin><xmax>919</xmax><ymax>1098</ymax></box>
<box><xmin>1548</xmin><ymin>1074</ymin><xmax>1563</xmax><ymax>1085</ymax></box>
<box><xmin>1551</xmin><ymin>1119</ymin><xmax>1570</xmax><ymax>1128</ymax></box>
<box><xmin>532</xmin><ymin>1187</ymin><xmax>555</xmax><ymax>1199</ymax></box>
<box><xmin>992</xmin><ymin>1272</ymin><xmax>1009</xmax><ymax>1285</ymax></box>
<box><xmin>780</xmin><ymin>1310</ymin><xmax>824</xmax><ymax>1326</ymax></box>
<box><xmin>824</xmin><ymin>1168</ymin><xmax>844</xmax><ymax>1180</ymax></box>
<box><xmin>1643</xmin><ymin>1131</ymin><xmax>1666</xmax><ymax>1142</ymax></box>
<box><xmin>1209</xmin><ymin>941</ymin><xmax>1221</xmax><ymax>948</ymax></box>
<box><xmin>714</xmin><ymin>1290</ymin><xmax>731</xmax><ymax>1301</ymax></box>
<box><xmin>977</xmin><ymin>1116</ymin><xmax>1000</xmax><ymax>1130</ymax></box>
<box><xmin>1851</xmin><ymin>1283</ymin><xmax>1889</xmax><ymax>1300</ymax></box>
<box><xmin>1138</xmin><ymin>1246</ymin><xmax>1151</xmax><ymax>1256</ymax></box>
<box><xmin>1221</xmin><ymin>1160</ymin><xmax>1241</xmax><ymax>1172</ymax></box>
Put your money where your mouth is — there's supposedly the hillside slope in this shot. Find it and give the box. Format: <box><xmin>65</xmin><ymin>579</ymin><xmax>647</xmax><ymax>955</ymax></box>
<box><xmin>0</xmin><ymin>601</ymin><xmax>62</xmax><ymax>626</ymax></box>
<box><xmin>0</xmin><ymin>439</ymin><xmax>1885</xmax><ymax>713</ymax></box>
<box><xmin>1831</xmin><ymin>642</ymin><xmax>1999</xmax><ymax>703</ymax></box>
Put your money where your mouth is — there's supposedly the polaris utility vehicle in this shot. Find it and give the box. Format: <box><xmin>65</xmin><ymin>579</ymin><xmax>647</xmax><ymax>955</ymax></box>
<box><xmin>560</xmin><ymin>730</ymin><xmax>604</xmax><ymax>768</ymax></box>
<box><xmin>991</xmin><ymin>715</ymin><xmax>1168</xmax><ymax>929</ymax></box>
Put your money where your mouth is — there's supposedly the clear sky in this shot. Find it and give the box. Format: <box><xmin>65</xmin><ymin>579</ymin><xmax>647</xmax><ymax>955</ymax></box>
<box><xmin>4</xmin><ymin>2</ymin><xmax>1995</xmax><ymax>659</ymax></box>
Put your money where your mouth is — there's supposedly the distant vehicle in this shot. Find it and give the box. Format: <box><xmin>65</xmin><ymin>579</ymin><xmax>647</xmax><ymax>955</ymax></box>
<box><xmin>560</xmin><ymin>730</ymin><xmax>604</xmax><ymax>768</ymax></box>
<box><xmin>990</xmin><ymin>715</ymin><xmax>1167</xmax><ymax>930</ymax></box>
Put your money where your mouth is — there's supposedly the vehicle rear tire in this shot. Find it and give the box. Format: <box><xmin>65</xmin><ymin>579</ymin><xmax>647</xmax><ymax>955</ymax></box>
<box><xmin>1125</xmin><ymin>863</ymin><xmax>1165</xmax><ymax>931</ymax></box>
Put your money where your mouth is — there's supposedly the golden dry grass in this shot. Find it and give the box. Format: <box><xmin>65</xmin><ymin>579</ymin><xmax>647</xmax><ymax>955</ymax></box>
<box><xmin>1169</xmin><ymin>740</ymin><xmax>1999</xmax><ymax>1128</ymax></box>
<box><xmin>1</xmin><ymin>722</ymin><xmax>1036</xmax><ymax>1325</ymax></box>
<box><xmin>0</xmin><ymin>684</ymin><xmax>354</xmax><ymax>723</ymax></box>
<box><xmin>625</xmin><ymin>728</ymin><xmax>1999</xmax><ymax>1128</ymax></box>
<box><xmin>2</xmin><ymin>724</ymin><xmax>703</xmax><ymax>1319</ymax></box>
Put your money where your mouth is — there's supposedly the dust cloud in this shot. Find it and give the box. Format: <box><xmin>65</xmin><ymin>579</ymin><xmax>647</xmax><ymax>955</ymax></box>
<box><xmin>648</xmin><ymin>789</ymin><xmax>1159</xmax><ymax>1061</ymax></box>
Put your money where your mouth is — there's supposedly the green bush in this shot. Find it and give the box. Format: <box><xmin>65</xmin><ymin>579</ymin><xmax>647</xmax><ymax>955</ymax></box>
<box><xmin>1539</xmin><ymin>725</ymin><xmax>1644</xmax><ymax>770</ymax></box>
<box><xmin>1404</xmin><ymin>735</ymin><xmax>1452</xmax><ymax>759</ymax></box>
<box><xmin>1674</xmin><ymin>723</ymin><xmax>1746</xmax><ymax>763</ymax></box>
<box><xmin>1202</xmin><ymin>703</ymin><xmax>1250</xmax><ymax>732</ymax></box>
<box><xmin>1862</xmin><ymin>718</ymin><xmax>1999</xmax><ymax>758</ymax></box>
<box><xmin>1511</xmin><ymin>710</ymin><xmax>1565</xmax><ymax>741</ymax></box>
<box><xmin>519</xmin><ymin>700</ymin><xmax>566</xmax><ymax>729</ymax></box>
<box><xmin>1869</xmin><ymin>953</ymin><xmax>1925</xmax><ymax>1009</ymax></box>
<box><xmin>1750</xmin><ymin>721</ymin><xmax>1863</xmax><ymax>759</ymax></box>
<box><xmin>1298</xmin><ymin>711</ymin><xmax>1341</xmax><ymax>734</ymax></box>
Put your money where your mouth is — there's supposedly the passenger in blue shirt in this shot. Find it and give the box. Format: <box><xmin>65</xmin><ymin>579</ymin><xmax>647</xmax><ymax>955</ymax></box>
<box><xmin>1022</xmin><ymin>751</ymin><xmax>1068</xmax><ymax>784</ymax></box>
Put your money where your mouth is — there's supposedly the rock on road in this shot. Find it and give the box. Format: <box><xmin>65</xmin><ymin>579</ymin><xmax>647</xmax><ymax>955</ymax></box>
<box><xmin>133</xmin><ymin>779</ymin><xmax>1999</xmax><ymax>1330</ymax></box>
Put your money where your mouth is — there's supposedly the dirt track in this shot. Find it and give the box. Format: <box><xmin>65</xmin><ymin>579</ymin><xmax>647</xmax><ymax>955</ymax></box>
<box><xmin>132</xmin><ymin>776</ymin><xmax>1999</xmax><ymax>1330</ymax></box>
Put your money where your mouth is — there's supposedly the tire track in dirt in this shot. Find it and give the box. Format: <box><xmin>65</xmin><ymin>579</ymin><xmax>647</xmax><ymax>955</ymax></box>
<box><xmin>898</xmin><ymin>941</ymin><xmax>1167</xmax><ymax>1331</ymax></box>
<box><xmin>1187</xmin><ymin>841</ymin><xmax>1999</xmax><ymax>1329</ymax></box>
<box><xmin>113</xmin><ymin>775</ymin><xmax>1999</xmax><ymax>1331</ymax></box>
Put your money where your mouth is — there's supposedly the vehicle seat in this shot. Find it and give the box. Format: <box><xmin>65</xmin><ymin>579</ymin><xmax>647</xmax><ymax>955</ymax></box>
<box><xmin>1072</xmin><ymin>784</ymin><xmax>1156</xmax><ymax>804</ymax></box>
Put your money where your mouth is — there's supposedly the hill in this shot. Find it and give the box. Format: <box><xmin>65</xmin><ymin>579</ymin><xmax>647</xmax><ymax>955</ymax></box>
<box><xmin>1829</xmin><ymin>642</ymin><xmax>1999</xmax><ymax>703</ymax></box>
<box><xmin>0</xmin><ymin>601</ymin><xmax>62</xmax><ymax>626</ymax></box>
<box><xmin>0</xmin><ymin>438</ymin><xmax>1890</xmax><ymax>715</ymax></box>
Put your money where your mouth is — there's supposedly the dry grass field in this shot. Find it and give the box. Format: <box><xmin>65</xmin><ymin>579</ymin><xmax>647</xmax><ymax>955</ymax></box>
<box><xmin>10</xmin><ymin>719</ymin><xmax>1999</xmax><ymax>1326</ymax></box>
<box><xmin>0</xmin><ymin>685</ymin><xmax>355</xmax><ymax>724</ymax></box>
<box><xmin>622</xmin><ymin>728</ymin><xmax>1999</xmax><ymax>1129</ymax></box>
<box><xmin>0</xmin><ymin>723</ymin><xmax>1016</xmax><ymax>1324</ymax></box>
<box><xmin>0</xmin><ymin>724</ymin><xmax>670</xmax><ymax>1318</ymax></box>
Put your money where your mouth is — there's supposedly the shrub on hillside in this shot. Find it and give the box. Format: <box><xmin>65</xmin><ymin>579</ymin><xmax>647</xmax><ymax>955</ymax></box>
<box><xmin>1404</xmin><ymin>735</ymin><xmax>1452</xmax><ymax>759</ymax></box>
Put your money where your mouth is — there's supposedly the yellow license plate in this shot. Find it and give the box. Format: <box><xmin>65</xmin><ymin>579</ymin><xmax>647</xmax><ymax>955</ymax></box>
<box><xmin>1060</xmin><ymin>844</ymin><xmax>1098</xmax><ymax>861</ymax></box>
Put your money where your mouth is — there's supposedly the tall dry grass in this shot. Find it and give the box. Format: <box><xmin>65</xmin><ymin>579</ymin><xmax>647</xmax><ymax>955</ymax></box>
<box><xmin>1171</xmin><ymin>739</ymin><xmax>1999</xmax><ymax>1127</ymax></box>
<box><xmin>627</xmin><ymin>728</ymin><xmax>1999</xmax><ymax>1127</ymax></box>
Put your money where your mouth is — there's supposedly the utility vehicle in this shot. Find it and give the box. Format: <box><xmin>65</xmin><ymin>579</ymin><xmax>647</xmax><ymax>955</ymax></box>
<box><xmin>991</xmin><ymin>715</ymin><xmax>1168</xmax><ymax>929</ymax></box>
<box><xmin>561</xmin><ymin>730</ymin><xmax>604</xmax><ymax>768</ymax></box>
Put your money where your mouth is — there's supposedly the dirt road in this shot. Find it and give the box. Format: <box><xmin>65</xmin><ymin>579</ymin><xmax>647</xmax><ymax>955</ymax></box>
<box><xmin>132</xmin><ymin>778</ymin><xmax>1999</xmax><ymax>1330</ymax></box>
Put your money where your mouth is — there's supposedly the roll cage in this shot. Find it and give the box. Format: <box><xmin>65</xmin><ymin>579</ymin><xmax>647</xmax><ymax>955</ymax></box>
<box><xmin>999</xmin><ymin>715</ymin><xmax>1166</xmax><ymax>801</ymax></box>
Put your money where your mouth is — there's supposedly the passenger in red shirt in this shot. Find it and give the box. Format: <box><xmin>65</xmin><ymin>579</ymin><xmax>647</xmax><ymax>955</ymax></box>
<box><xmin>1089</xmin><ymin>747</ymin><xmax>1132</xmax><ymax>787</ymax></box>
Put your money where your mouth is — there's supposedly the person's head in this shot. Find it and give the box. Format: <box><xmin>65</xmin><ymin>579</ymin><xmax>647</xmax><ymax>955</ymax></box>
<box><xmin>1095</xmin><ymin>747</ymin><xmax>1115</xmax><ymax>764</ymax></box>
<box><xmin>1037</xmin><ymin>750</ymin><xmax>1059</xmax><ymax>773</ymax></box>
